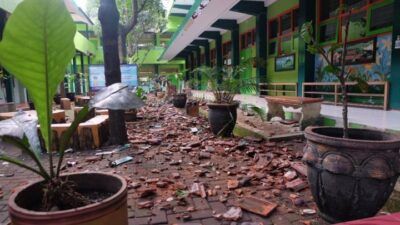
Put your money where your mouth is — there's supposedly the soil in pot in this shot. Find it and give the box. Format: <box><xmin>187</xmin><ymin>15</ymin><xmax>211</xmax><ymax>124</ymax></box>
<box><xmin>207</xmin><ymin>102</ymin><xmax>238</xmax><ymax>137</ymax></box>
<box><xmin>303</xmin><ymin>127</ymin><xmax>400</xmax><ymax>223</ymax></box>
<box><xmin>9</xmin><ymin>172</ymin><xmax>128</xmax><ymax>225</ymax></box>
<box><xmin>172</xmin><ymin>94</ymin><xmax>187</xmax><ymax>108</ymax></box>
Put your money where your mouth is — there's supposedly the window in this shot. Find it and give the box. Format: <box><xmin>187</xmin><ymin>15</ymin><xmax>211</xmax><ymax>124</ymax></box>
<box><xmin>281</xmin><ymin>13</ymin><xmax>292</xmax><ymax>35</ymax></box>
<box><xmin>369</xmin><ymin>2</ymin><xmax>393</xmax><ymax>32</ymax></box>
<box><xmin>269</xmin><ymin>19</ymin><xmax>279</xmax><ymax>39</ymax></box>
<box><xmin>319</xmin><ymin>0</ymin><xmax>340</xmax><ymax>21</ymax></box>
<box><xmin>268</xmin><ymin>6</ymin><xmax>299</xmax><ymax>56</ymax></box>
<box><xmin>240</xmin><ymin>29</ymin><xmax>255</xmax><ymax>50</ymax></box>
<box><xmin>317</xmin><ymin>0</ymin><xmax>393</xmax><ymax>44</ymax></box>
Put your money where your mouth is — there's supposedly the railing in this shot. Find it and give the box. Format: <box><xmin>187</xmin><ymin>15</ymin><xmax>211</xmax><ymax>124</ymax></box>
<box><xmin>302</xmin><ymin>81</ymin><xmax>389</xmax><ymax>110</ymax></box>
<box><xmin>259</xmin><ymin>82</ymin><xmax>298</xmax><ymax>96</ymax></box>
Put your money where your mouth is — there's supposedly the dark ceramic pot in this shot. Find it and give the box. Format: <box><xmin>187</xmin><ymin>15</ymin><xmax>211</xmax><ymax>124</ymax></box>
<box><xmin>66</xmin><ymin>92</ymin><xmax>75</xmax><ymax>102</ymax></box>
<box><xmin>53</xmin><ymin>94</ymin><xmax>61</xmax><ymax>105</ymax></box>
<box><xmin>172</xmin><ymin>93</ymin><xmax>187</xmax><ymax>108</ymax></box>
<box><xmin>207</xmin><ymin>102</ymin><xmax>238</xmax><ymax>137</ymax></box>
<box><xmin>8</xmin><ymin>172</ymin><xmax>128</xmax><ymax>225</ymax></box>
<box><xmin>303</xmin><ymin>127</ymin><xmax>400</xmax><ymax>223</ymax></box>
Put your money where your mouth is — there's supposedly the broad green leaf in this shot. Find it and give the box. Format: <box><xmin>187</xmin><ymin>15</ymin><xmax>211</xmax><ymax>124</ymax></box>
<box><xmin>0</xmin><ymin>0</ymin><xmax>76</xmax><ymax>151</ymax></box>
<box><xmin>1</xmin><ymin>136</ymin><xmax>49</xmax><ymax>179</ymax></box>
<box><xmin>56</xmin><ymin>106</ymin><xmax>91</xmax><ymax>176</ymax></box>
<box><xmin>300</xmin><ymin>22</ymin><xmax>313</xmax><ymax>44</ymax></box>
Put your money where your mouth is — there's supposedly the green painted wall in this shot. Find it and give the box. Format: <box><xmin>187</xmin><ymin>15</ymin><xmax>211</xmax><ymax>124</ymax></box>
<box><xmin>222</xmin><ymin>31</ymin><xmax>231</xmax><ymax>43</ymax></box>
<box><xmin>239</xmin><ymin>17</ymin><xmax>256</xmax><ymax>81</ymax></box>
<box><xmin>267</xmin><ymin>0</ymin><xmax>299</xmax><ymax>83</ymax></box>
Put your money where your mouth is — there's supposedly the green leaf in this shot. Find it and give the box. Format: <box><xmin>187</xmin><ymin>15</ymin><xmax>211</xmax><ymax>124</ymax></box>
<box><xmin>0</xmin><ymin>0</ymin><xmax>76</xmax><ymax>151</ymax></box>
<box><xmin>0</xmin><ymin>154</ymin><xmax>45</xmax><ymax>178</ymax></box>
<box><xmin>328</xmin><ymin>43</ymin><xmax>342</xmax><ymax>54</ymax></box>
<box><xmin>323</xmin><ymin>65</ymin><xmax>341</xmax><ymax>75</ymax></box>
<box><xmin>56</xmin><ymin>106</ymin><xmax>91</xmax><ymax>176</ymax></box>
<box><xmin>1</xmin><ymin>136</ymin><xmax>50</xmax><ymax>180</ymax></box>
<box><xmin>300</xmin><ymin>22</ymin><xmax>313</xmax><ymax>44</ymax></box>
<box><xmin>306</xmin><ymin>45</ymin><xmax>319</xmax><ymax>54</ymax></box>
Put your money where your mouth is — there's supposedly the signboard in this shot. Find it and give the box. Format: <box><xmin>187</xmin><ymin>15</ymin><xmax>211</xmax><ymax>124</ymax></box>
<box><xmin>89</xmin><ymin>64</ymin><xmax>138</xmax><ymax>91</ymax></box>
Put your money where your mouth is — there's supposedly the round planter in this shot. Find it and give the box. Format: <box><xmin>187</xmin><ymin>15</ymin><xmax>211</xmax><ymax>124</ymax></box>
<box><xmin>8</xmin><ymin>172</ymin><xmax>128</xmax><ymax>225</ymax></box>
<box><xmin>66</xmin><ymin>92</ymin><xmax>75</xmax><ymax>102</ymax></box>
<box><xmin>172</xmin><ymin>94</ymin><xmax>187</xmax><ymax>108</ymax></box>
<box><xmin>303</xmin><ymin>127</ymin><xmax>400</xmax><ymax>223</ymax></box>
<box><xmin>207</xmin><ymin>102</ymin><xmax>238</xmax><ymax>137</ymax></box>
<box><xmin>186</xmin><ymin>100</ymin><xmax>199</xmax><ymax>117</ymax></box>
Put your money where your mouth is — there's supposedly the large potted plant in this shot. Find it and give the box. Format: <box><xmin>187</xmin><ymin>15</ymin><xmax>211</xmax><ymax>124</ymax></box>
<box><xmin>0</xmin><ymin>1</ymin><xmax>128</xmax><ymax>224</ymax></box>
<box><xmin>194</xmin><ymin>60</ymin><xmax>256</xmax><ymax>137</ymax></box>
<box><xmin>172</xmin><ymin>72</ymin><xmax>187</xmax><ymax>108</ymax></box>
<box><xmin>300</xmin><ymin>5</ymin><xmax>400</xmax><ymax>223</ymax></box>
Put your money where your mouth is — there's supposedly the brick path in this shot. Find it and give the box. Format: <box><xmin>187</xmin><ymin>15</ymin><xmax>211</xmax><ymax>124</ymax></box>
<box><xmin>0</xmin><ymin>102</ymin><xmax>330</xmax><ymax>225</ymax></box>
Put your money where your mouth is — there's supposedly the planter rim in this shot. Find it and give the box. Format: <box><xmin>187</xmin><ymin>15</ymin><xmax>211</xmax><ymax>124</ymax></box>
<box><xmin>207</xmin><ymin>101</ymin><xmax>239</xmax><ymax>107</ymax></box>
<box><xmin>173</xmin><ymin>93</ymin><xmax>187</xmax><ymax>96</ymax></box>
<box><xmin>305</xmin><ymin>126</ymin><xmax>400</xmax><ymax>150</ymax></box>
<box><xmin>8</xmin><ymin>172</ymin><xmax>127</xmax><ymax>220</ymax></box>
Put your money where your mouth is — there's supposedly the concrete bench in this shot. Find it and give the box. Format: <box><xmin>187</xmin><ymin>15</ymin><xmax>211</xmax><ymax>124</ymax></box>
<box><xmin>39</xmin><ymin>115</ymin><xmax>109</xmax><ymax>151</ymax></box>
<box><xmin>0</xmin><ymin>110</ymin><xmax>65</xmax><ymax>123</ymax></box>
<box><xmin>78</xmin><ymin>115</ymin><xmax>109</xmax><ymax>149</ymax></box>
<box><xmin>264</xmin><ymin>96</ymin><xmax>323</xmax><ymax>129</ymax></box>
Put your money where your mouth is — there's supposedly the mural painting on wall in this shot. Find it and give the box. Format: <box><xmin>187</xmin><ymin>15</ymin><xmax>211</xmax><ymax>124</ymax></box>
<box><xmin>315</xmin><ymin>34</ymin><xmax>392</xmax><ymax>82</ymax></box>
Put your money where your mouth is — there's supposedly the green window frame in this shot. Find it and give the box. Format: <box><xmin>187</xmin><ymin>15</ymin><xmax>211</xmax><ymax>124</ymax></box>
<box><xmin>366</xmin><ymin>0</ymin><xmax>393</xmax><ymax>36</ymax></box>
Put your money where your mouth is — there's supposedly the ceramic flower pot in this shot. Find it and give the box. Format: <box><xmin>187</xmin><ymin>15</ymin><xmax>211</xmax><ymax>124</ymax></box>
<box><xmin>207</xmin><ymin>102</ymin><xmax>238</xmax><ymax>137</ymax></box>
<box><xmin>8</xmin><ymin>172</ymin><xmax>128</xmax><ymax>225</ymax></box>
<box><xmin>303</xmin><ymin>127</ymin><xmax>400</xmax><ymax>223</ymax></box>
<box><xmin>172</xmin><ymin>93</ymin><xmax>187</xmax><ymax>108</ymax></box>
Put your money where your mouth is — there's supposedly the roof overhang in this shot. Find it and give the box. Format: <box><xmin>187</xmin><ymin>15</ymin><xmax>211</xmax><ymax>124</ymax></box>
<box><xmin>162</xmin><ymin>0</ymin><xmax>242</xmax><ymax>61</ymax></box>
<box><xmin>161</xmin><ymin>0</ymin><xmax>280</xmax><ymax>61</ymax></box>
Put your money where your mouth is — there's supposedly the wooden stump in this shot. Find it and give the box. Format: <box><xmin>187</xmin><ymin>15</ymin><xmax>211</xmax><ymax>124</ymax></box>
<box><xmin>60</xmin><ymin>98</ymin><xmax>71</xmax><ymax>110</ymax></box>
<box><xmin>79</xmin><ymin>127</ymin><xmax>94</xmax><ymax>150</ymax></box>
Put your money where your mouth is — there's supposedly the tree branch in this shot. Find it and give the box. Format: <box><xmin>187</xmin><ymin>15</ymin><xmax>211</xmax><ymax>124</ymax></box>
<box><xmin>120</xmin><ymin>0</ymin><xmax>149</xmax><ymax>36</ymax></box>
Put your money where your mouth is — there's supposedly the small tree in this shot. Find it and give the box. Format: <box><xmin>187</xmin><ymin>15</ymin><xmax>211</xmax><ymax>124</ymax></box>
<box><xmin>300</xmin><ymin>6</ymin><xmax>367</xmax><ymax>138</ymax></box>
<box><xmin>193</xmin><ymin>58</ymin><xmax>257</xmax><ymax>104</ymax></box>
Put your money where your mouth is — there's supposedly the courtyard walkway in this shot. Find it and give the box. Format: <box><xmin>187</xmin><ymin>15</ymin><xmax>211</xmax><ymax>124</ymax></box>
<box><xmin>0</xmin><ymin>98</ymin><xmax>333</xmax><ymax>225</ymax></box>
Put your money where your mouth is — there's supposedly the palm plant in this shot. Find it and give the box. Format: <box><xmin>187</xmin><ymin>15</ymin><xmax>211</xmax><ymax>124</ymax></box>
<box><xmin>0</xmin><ymin>0</ymin><xmax>91</xmax><ymax>211</ymax></box>
<box><xmin>300</xmin><ymin>5</ymin><xmax>368</xmax><ymax>138</ymax></box>
<box><xmin>193</xmin><ymin>58</ymin><xmax>257</xmax><ymax>104</ymax></box>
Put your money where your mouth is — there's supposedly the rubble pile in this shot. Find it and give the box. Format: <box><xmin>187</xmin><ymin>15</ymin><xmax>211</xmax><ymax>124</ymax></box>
<box><xmin>9</xmin><ymin>96</ymin><xmax>327</xmax><ymax>225</ymax></box>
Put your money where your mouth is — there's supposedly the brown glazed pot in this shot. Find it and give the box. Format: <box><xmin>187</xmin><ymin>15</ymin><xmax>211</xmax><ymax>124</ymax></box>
<box><xmin>8</xmin><ymin>172</ymin><xmax>128</xmax><ymax>225</ymax></box>
<box><xmin>207</xmin><ymin>102</ymin><xmax>239</xmax><ymax>137</ymax></box>
<box><xmin>303</xmin><ymin>127</ymin><xmax>400</xmax><ymax>223</ymax></box>
<box><xmin>186</xmin><ymin>100</ymin><xmax>199</xmax><ymax>117</ymax></box>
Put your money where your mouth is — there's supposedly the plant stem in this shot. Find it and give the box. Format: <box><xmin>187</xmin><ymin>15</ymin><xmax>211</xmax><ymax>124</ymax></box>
<box><xmin>341</xmin><ymin>80</ymin><xmax>349</xmax><ymax>138</ymax></box>
<box><xmin>340</xmin><ymin>9</ymin><xmax>351</xmax><ymax>139</ymax></box>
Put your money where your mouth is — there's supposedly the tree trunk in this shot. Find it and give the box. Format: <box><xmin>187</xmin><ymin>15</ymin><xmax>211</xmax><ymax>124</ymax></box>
<box><xmin>98</xmin><ymin>0</ymin><xmax>128</xmax><ymax>145</ymax></box>
<box><xmin>119</xmin><ymin>32</ymin><xmax>128</xmax><ymax>64</ymax></box>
